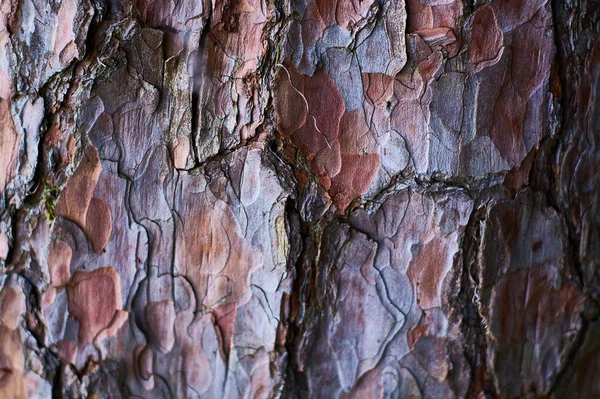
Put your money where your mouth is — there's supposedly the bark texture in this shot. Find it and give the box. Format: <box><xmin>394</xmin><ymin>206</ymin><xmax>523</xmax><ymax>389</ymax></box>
<box><xmin>0</xmin><ymin>0</ymin><xmax>599</xmax><ymax>397</ymax></box>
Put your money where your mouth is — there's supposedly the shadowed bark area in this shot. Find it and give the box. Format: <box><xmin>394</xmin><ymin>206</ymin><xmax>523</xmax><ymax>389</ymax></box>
<box><xmin>0</xmin><ymin>0</ymin><xmax>598</xmax><ymax>397</ymax></box>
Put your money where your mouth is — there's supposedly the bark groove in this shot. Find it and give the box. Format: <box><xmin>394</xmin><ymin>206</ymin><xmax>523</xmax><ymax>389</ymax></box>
<box><xmin>0</xmin><ymin>0</ymin><xmax>598</xmax><ymax>397</ymax></box>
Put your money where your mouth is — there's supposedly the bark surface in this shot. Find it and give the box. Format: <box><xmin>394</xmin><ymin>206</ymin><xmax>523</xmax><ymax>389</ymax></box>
<box><xmin>0</xmin><ymin>0</ymin><xmax>598</xmax><ymax>397</ymax></box>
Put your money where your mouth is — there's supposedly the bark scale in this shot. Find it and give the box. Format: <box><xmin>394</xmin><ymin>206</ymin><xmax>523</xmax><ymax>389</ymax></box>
<box><xmin>0</xmin><ymin>0</ymin><xmax>598</xmax><ymax>397</ymax></box>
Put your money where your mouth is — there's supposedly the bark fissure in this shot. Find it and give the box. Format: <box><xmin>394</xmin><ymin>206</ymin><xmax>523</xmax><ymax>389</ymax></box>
<box><xmin>0</xmin><ymin>0</ymin><xmax>598</xmax><ymax>397</ymax></box>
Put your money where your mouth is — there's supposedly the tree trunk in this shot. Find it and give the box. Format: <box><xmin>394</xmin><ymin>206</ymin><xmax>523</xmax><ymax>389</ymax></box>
<box><xmin>0</xmin><ymin>0</ymin><xmax>598</xmax><ymax>397</ymax></box>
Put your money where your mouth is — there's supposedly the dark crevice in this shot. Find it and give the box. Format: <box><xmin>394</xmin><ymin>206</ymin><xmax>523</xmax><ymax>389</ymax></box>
<box><xmin>281</xmin><ymin>197</ymin><xmax>311</xmax><ymax>398</ymax></box>
<box><xmin>455</xmin><ymin>201</ymin><xmax>499</xmax><ymax>399</ymax></box>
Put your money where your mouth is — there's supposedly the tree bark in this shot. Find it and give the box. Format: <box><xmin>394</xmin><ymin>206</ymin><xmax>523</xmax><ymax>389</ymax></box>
<box><xmin>0</xmin><ymin>0</ymin><xmax>598</xmax><ymax>397</ymax></box>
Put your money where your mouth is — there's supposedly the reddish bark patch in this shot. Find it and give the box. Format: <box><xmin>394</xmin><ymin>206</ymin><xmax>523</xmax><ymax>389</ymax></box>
<box><xmin>509</xmin><ymin>8</ymin><xmax>554</xmax><ymax>99</ymax></box>
<box><xmin>362</xmin><ymin>73</ymin><xmax>394</xmax><ymax>109</ymax></box>
<box><xmin>0</xmin><ymin>233</ymin><xmax>8</xmax><ymax>260</ymax></box>
<box><xmin>329</xmin><ymin>153</ymin><xmax>381</xmax><ymax>211</ymax></box>
<box><xmin>469</xmin><ymin>5</ymin><xmax>504</xmax><ymax>72</ymax></box>
<box><xmin>145</xmin><ymin>300</ymin><xmax>176</xmax><ymax>353</ymax></box>
<box><xmin>406</xmin><ymin>0</ymin><xmax>433</xmax><ymax>31</ymax></box>
<box><xmin>274</xmin><ymin>66</ymin><xmax>307</xmax><ymax>134</ymax></box>
<box><xmin>0</xmin><ymin>279</ymin><xmax>25</xmax><ymax>330</ymax></box>
<box><xmin>208</xmin><ymin>0</ymin><xmax>266</xmax><ymax>78</ymax></box>
<box><xmin>407</xmin><ymin>239</ymin><xmax>448</xmax><ymax>309</ymax></box>
<box><xmin>57</xmin><ymin>340</ymin><xmax>77</xmax><ymax>364</ymax></box>
<box><xmin>0</xmin><ymin>99</ymin><xmax>18</xmax><ymax>194</ymax></box>
<box><xmin>134</xmin><ymin>344</ymin><xmax>155</xmax><ymax>390</ymax></box>
<box><xmin>55</xmin><ymin>145</ymin><xmax>113</xmax><ymax>253</ymax></box>
<box><xmin>84</xmin><ymin>198</ymin><xmax>112</xmax><ymax>253</ymax></box>
<box><xmin>407</xmin><ymin>324</ymin><xmax>428</xmax><ymax>350</ymax></box>
<box><xmin>175</xmin><ymin>196</ymin><xmax>261</xmax><ymax>360</ymax></box>
<box><xmin>503</xmin><ymin>147</ymin><xmax>537</xmax><ymax>198</ymax></box>
<box><xmin>213</xmin><ymin>302</ymin><xmax>237</xmax><ymax>360</ymax></box>
<box><xmin>299</xmin><ymin>66</ymin><xmax>345</xmax><ymax>154</ymax></box>
<box><xmin>488</xmin><ymin>84</ymin><xmax>528</xmax><ymax>166</ymax></box>
<box><xmin>170</xmin><ymin>136</ymin><xmax>190</xmax><ymax>169</ymax></box>
<box><xmin>316</xmin><ymin>0</ymin><xmax>374</xmax><ymax>28</ymax></box>
<box><xmin>275</xmin><ymin>65</ymin><xmax>383</xmax><ymax>212</ymax></box>
<box><xmin>67</xmin><ymin>267</ymin><xmax>124</xmax><ymax>344</ymax></box>
<box><xmin>55</xmin><ymin>145</ymin><xmax>102</xmax><ymax>228</ymax></box>
<box><xmin>48</xmin><ymin>240</ymin><xmax>72</xmax><ymax>287</ymax></box>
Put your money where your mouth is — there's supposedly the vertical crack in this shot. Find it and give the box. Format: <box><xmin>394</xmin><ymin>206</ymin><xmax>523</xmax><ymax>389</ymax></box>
<box><xmin>455</xmin><ymin>200</ymin><xmax>499</xmax><ymax>398</ymax></box>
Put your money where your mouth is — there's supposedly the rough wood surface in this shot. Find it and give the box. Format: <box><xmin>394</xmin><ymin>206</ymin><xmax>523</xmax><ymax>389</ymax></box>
<box><xmin>0</xmin><ymin>0</ymin><xmax>598</xmax><ymax>397</ymax></box>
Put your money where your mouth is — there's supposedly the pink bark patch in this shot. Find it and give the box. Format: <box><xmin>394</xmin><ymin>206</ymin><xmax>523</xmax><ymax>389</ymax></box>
<box><xmin>330</xmin><ymin>153</ymin><xmax>381</xmax><ymax>211</ymax></box>
<box><xmin>406</xmin><ymin>0</ymin><xmax>433</xmax><ymax>31</ymax></box>
<box><xmin>55</xmin><ymin>145</ymin><xmax>102</xmax><ymax>228</ymax></box>
<box><xmin>57</xmin><ymin>340</ymin><xmax>77</xmax><ymax>364</ymax></box>
<box><xmin>85</xmin><ymin>198</ymin><xmax>112</xmax><ymax>253</ymax></box>
<box><xmin>54</xmin><ymin>0</ymin><xmax>78</xmax><ymax>66</ymax></box>
<box><xmin>170</xmin><ymin>136</ymin><xmax>190</xmax><ymax>169</ymax></box>
<box><xmin>0</xmin><ymin>99</ymin><xmax>18</xmax><ymax>194</ymax></box>
<box><xmin>362</xmin><ymin>73</ymin><xmax>394</xmax><ymax>109</ymax></box>
<box><xmin>407</xmin><ymin>238</ymin><xmax>448</xmax><ymax>309</ymax></box>
<box><xmin>469</xmin><ymin>5</ymin><xmax>504</xmax><ymax>72</ymax></box>
<box><xmin>213</xmin><ymin>302</ymin><xmax>237</xmax><ymax>360</ymax></box>
<box><xmin>48</xmin><ymin>240</ymin><xmax>72</xmax><ymax>287</ymax></box>
<box><xmin>275</xmin><ymin>65</ymin><xmax>383</xmax><ymax>212</ymax></box>
<box><xmin>67</xmin><ymin>267</ymin><xmax>124</xmax><ymax>344</ymax></box>
<box><xmin>145</xmin><ymin>300</ymin><xmax>176</xmax><ymax>353</ymax></box>
<box><xmin>56</xmin><ymin>145</ymin><xmax>113</xmax><ymax>252</ymax></box>
<box><xmin>316</xmin><ymin>0</ymin><xmax>374</xmax><ymax>28</ymax></box>
<box><xmin>0</xmin><ymin>233</ymin><xmax>8</xmax><ymax>260</ymax></box>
